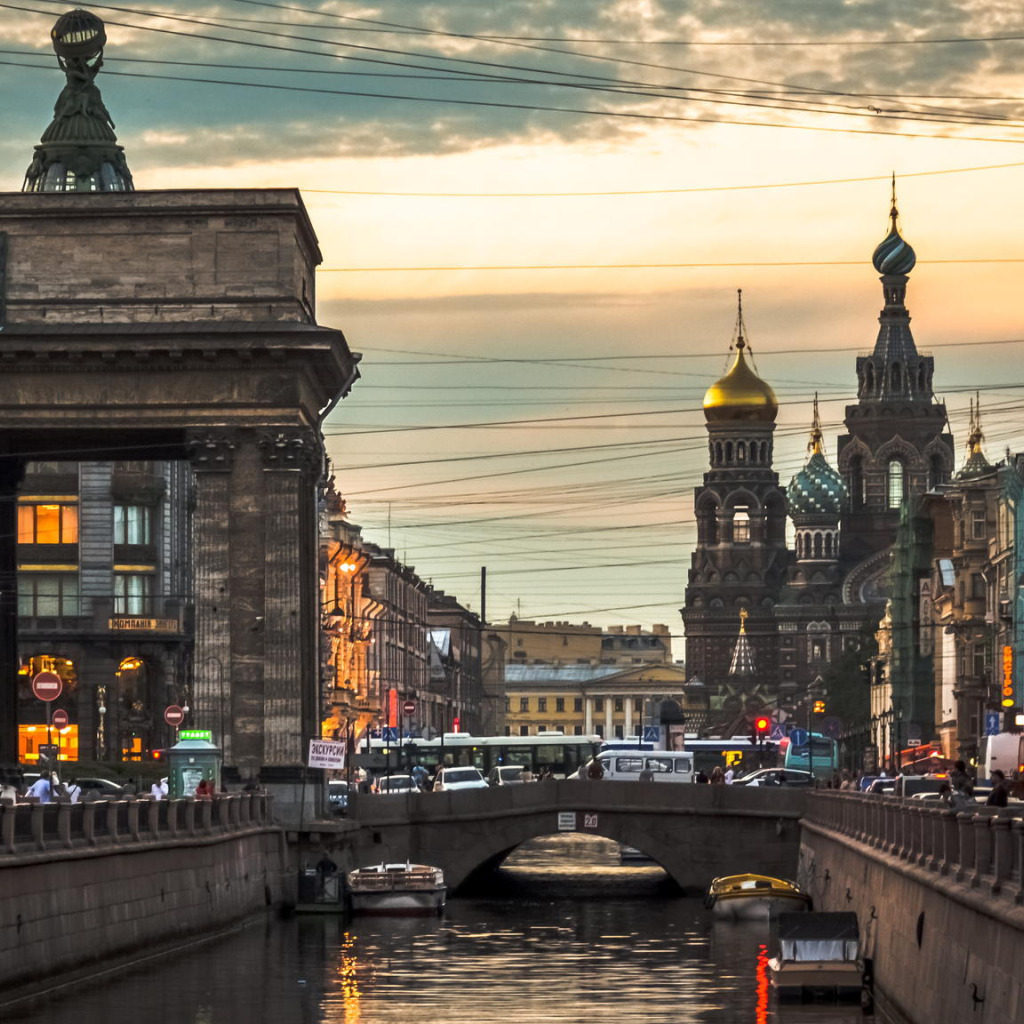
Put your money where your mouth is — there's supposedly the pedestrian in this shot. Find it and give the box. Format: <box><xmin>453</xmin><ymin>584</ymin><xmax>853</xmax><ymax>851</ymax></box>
<box><xmin>518</xmin><ymin>765</ymin><xmax>535</xmax><ymax>783</ymax></box>
<box><xmin>65</xmin><ymin>778</ymin><xmax>82</xmax><ymax>803</ymax></box>
<box><xmin>121</xmin><ymin>777</ymin><xmax>138</xmax><ymax>797</ymax></box>
<box><xmin>710</xmin><ymin>766</ymin><xmax>725</xmax><ymax>785</ymax></box>
<box><xmin>25</xmin><ymin>775</ymin><xmax>51</xmax><ymax>803</ymax></box>
<box><xmin>638</xmin><ymin>767</ymin><xmax>655</xmax><ymax>782</ymax></box>
<box><xmin>195</xmin><ymin>778</ymin><xmax>214</xmax><ymax>799</ymax></box>
<box><xmin>949</xmin><ymin>760</ymin><xmax>974</xmax><ymax>802</ymax></box>
<box><xmin>539</xmin><ymin>768</ymin><xmax>556</xmax><ymax>782</ymax></box>
<box><xmin>586</xmin><ymin>758</ymin><xmax>604</xmax><ymax>781</ymax></box>
<box><xmin>695</xmin><ymin>769</ymin><xmax>710</xmax><ymax>784</ymax></box>
<box><xmin>986</xmin><ymin>769</ymin><xmax>1010</xmax><ymax>807</ymax></box>
<box><xmin>723</xmin><ymin>766</ymin><xmax>735</xmax><ymax>785</ymax></box>
<box><xmin>150</xmin><ymin>779</ymin><xmax>165</xmax><ymax>800</ymax></box>
<box><xmin>0</xmin><ymin>779</ymin><xmax>18</xmax><ymax>805</ymax></box>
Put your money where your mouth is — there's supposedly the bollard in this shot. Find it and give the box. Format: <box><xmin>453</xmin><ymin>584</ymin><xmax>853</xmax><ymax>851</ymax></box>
<box><xmin>939</xmin><ymin>809</ymin><xmax>959</xmax><ymax>876</ymax></box>
<box><xmin>955</xmin><ymin>812</ymin><xmax>975</xmax><ymax>883</ymax></box>
<box><xmin>990</xmin><ymin>815</ymin><xmax>1013</xmax><ymax>895</ymax></box>
<box><xmin>971</xmin><ymin>814</ymin><xmax>993</xmax><ymax>889</ymax></box>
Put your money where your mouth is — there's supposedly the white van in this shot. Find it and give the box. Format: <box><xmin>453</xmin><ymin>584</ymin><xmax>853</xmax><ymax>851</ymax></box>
<box><xmin>978</xmin><ymin>732</ymin><xmax>1024</xmax><ymax>780</ymax></box>
<box><xmin>582</xmin><ymin>749</ymin><xmax>694</xmax><ymax>783</ymax></box>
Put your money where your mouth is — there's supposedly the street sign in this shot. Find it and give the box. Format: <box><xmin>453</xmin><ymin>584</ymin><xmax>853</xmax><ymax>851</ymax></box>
<box><xmin>769</xmin><ymin>723</ymin><xmax>785</xmax><ymax>741</ymax></box>
<box><xmin>51</xmin><ymin>709</ymin><xmax>69</xmax><ymax>729</ymax></box>
<box><xmin>308</xmin><ymin>738</ymin><xmax>346</xmax><ymax>770</ymax></box>
<box><xmin>985</xmin><ymin>711</ymin><xmax>1001</xmax><ymax>737</ymax></box>
<box><xmin>31</xmin><ymin>671</ymin><xmax>62</xmax><ymax>702</ymax></box>
<box><xmin>642</xmin><ymin>726</ymin><xmax>660</xmax><ymax>743</ymax></box>
<box><xmin>907</xmin><ymin>738</ymin><xmax>923</xmax><ymax>747</ymax></box>
<box><xmin>788</xmin><ymin>727</ymin><xmax>808</xmax><ymax>747</ymax></box>
<box><xmin>164</xmin><ymin>704</ymin><xmax>185</xmax><ymax>727</ymax></box>
<box><xmin>37</xmin><ymin>743</ymin><xmax>59</xmax><ymax>760</ymax></box>
<box><xmin>402</xmin><ymin>700</ymin><xmax>417</xmax><ymax>716</ymax></box>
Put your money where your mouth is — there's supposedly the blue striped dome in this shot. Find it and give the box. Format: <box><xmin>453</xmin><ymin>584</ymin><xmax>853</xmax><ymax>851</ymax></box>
<box><xmin>789</xmin><ymin>452</ymin><xmax>847</xmax><ymax>517</ymax></box>
<box><xmin>872</xmin><ymin>228</ymin><xmax>916</xmax><ymax>275</ymax></box>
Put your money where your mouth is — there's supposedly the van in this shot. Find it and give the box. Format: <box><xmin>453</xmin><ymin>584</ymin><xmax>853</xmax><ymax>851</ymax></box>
<box><xmin>978</xmin><ymin>732</ymin><xmax>1024</xmax><ymax>781</ymax></box>
<box><xmin>583</xmin><ymin>749</ymin><xmax>694</xmax><ymax>783</ymax></box>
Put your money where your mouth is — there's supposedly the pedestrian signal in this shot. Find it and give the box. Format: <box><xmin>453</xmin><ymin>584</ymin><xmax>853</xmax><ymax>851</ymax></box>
<box><xmin>812</xmin><ymin>700</ymin><xmax>826</xmax><ymax>714</ymax></box>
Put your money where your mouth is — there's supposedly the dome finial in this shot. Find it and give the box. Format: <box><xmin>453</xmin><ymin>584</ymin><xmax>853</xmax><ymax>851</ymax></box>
<box><xmin>808</xmin><ymin>393</ymin><xmax>825</xmax><ymax>456</ymax></box>
<box><xmin>734</xmin><ymin>288</ymin><xmax>747</xmax><ymax>351</ymax></box>
<box><xmin>889</xmin><ymin>171</ymin><xmax>899</xmax><ymax>235</ymax></box>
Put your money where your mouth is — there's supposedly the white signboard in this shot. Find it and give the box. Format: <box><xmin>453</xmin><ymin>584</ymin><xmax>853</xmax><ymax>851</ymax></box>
<box><xmin>557</xmin><ymin>811</ymin><xmax>576</xmax><ymax>831</ymax></box>
<box><xmin>308</xmin><ymin>738</ymin><xmax>347</xmax><ymax>769</ymax></box>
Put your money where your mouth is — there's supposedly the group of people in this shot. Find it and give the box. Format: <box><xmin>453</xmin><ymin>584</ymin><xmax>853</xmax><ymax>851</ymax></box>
<box><xmin>938</xmin><ymin>760</ymin><xmax>1011</xmax><ymax>808</ymax></box>
<box><xmin>1</xmin><ymin>774</ymin><xmax>83</xmax><ymax>805</ymax></box>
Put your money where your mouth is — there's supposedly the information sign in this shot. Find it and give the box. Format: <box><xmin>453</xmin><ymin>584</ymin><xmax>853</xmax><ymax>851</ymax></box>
<box><xmin>557</xmin><ymin>812</ymin><xmax>576</xmax><ymax>831</ymax></box>
<box><xmin>907</xmin><ymin>738</ymin><xmax>922</xmax><ymax>747</ymax></box>
<box><xmin>179</xmin><ymin>729</ymin><xmax>213</xmax><ymax>742</ymax></box>
<box><xmin>308</xmin><ymin>738</ymin><xmax>346</xmax><ymax>770</ymax></box>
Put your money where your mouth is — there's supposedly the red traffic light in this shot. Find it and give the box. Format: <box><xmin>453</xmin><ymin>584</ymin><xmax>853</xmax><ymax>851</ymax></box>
<box><xmin>754</xmin><ymin>716</ymin><xmax>770</xmax><ymax>734</ymax></box>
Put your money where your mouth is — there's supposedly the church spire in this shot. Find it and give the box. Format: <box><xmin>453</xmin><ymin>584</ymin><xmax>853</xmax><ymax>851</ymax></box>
<box><xmin>728</xmin><ymin>608</ymin><xmax>756</xmax><ymax>677</ymax></box>
<box><xmin>957</xmin><ymin>393</ymin><xmax>992</xmax><ymax>479</ymax></box>
<box><xmin>23</xmin><ymin>9</ymin><xmax>134</xmax><ymax>193</ymax></box>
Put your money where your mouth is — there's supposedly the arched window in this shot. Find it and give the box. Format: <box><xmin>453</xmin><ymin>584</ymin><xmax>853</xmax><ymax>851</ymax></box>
<box><xmin>929</xmin><ymin>453</ymin><xmax>944</xmax><ymax>489</ymax></box>
<box><xmin>891</xmin><ymin>363</ymin><xmax>902</xmax><ymax>391</ymax></box>
<box><xmin>888</xmin><ymin>458</ymin><xmax>905</xmax><ymax>509</ymax></box>
<box><xmin>725</xmin><ymin>441</ymin><xmax>733</xmax><ymax>463</ymax></box>
<box><xmin>737</xmin><ymin>440</ymin><xmax>746</xmax><ymax>463</ymax></box>
<box><xmin>733</xmin><ymin>508</ymin><xmax>751</xmax><ymax>543</ymax></box>
<box><xmin>848</xmin><ymin>455</ymin><xmax>864</xmax><ymax>509</ymax></box>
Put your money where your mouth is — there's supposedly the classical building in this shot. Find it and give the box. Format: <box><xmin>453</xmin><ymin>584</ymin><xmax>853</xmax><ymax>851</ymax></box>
<box><xmin>682</xmin><ymin>195</ymin><xmax>954</xmax><ymax>746</ymax></box>
<box><xmin>493</xmin><ymin>617</ymin><xmax>673</xmax><ymax>667</ymax></box>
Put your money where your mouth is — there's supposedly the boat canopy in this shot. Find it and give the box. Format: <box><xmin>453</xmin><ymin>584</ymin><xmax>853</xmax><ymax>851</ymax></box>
<box><xmin>775</xmin><ymin>912</ymin><xmax>860</xmax><ymax>962</ymax></box>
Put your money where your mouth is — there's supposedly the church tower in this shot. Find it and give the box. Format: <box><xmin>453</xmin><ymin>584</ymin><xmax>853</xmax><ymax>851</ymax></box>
<box><xmin>837</xmin><ymin>185</ymin><xmax>954</xmax><ymax>590</ymax></box>
<box><xmin>682</xmin><ymin>293</ymin><xmax>787</xmax><ymax>700</ymax></box>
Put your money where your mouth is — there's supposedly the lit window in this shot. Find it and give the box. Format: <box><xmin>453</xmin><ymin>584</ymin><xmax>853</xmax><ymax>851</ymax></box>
<box><xmin>733</xmin><ymin>508</ymin><xmax>751</xmax><ymax>543</ymax></box>
<box><xmin>18</xmin><ymin>503</ymin><xmax>78</xmax><ymax>544</ymax></box>
<box><xmin>887</xmin><ymin>459</ymin><xmax>905</xmax><ymax>509</ymax></box>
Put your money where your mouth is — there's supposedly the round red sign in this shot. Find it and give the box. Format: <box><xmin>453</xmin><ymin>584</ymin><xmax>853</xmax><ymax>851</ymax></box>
<box><xmin>402</xmin><ymin>700</ymin><xmax>417</xmax><ymax>716</ymax></box>
<box><xmin>51</xmin><ymin>709</ymin><xmax>69</xmax><ymax>729</ymax></box>
<box><xmin>164</xmin><ymin>704</ymin><xmax>185</xmax><ymax>727</ymax></box>
<box><xmin>31</xmin><ymin>671</ymin><xmax>63</xmax><ymax>702</ymax></box>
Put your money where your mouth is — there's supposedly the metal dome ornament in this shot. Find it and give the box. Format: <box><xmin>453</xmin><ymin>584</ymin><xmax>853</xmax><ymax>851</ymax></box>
<box><xmin>51</xmin><ymin>9</ymin><xmax>107</xmax><ymax>61</ymax></box>
<box><xmin>22</xmin><ymin>8</ymin><xmax>133</xmax><ymax>193</ymax></box>
<box><xmin>871</xmin><ymin>175</ymin><xmax>916</xmax><ymax>276</ymax></box>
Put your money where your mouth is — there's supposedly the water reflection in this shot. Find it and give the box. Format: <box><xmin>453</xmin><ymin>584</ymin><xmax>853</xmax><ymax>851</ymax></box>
<box><xmin>11</xmin><ymin>835</ymin><xmax>897</xmax><ymax>1024</ymax></box>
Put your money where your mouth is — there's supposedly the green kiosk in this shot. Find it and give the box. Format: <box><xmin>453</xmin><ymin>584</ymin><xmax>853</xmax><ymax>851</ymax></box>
<box><xmin>167</xmin><ymin>729</ymin><xmax>221</xmax><ymax>798</ymax></box>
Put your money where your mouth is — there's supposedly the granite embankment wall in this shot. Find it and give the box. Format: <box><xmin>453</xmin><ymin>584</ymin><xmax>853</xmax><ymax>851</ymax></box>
<box><xmin>800</xmin><ymin>792</ymin><xmax>1024</xmax><ymax>1024</ymax></box>
<box><xmin>0</xmin><ymin>795</ymin><xmax>289</xmax><ymax>1007</ymax></box>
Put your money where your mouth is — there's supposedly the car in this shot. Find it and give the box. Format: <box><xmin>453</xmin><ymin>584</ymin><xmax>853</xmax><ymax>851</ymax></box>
<box><xmin>372</xmin><ymin>774</ymin><xmax>420</xmax><ymax>795</ymax></box>
<box><xmin>487</xmin><ymin>765</ymin><xmax>527</xmax><ymax>787</ymax></box>
<box><xmin>74</xmin><ymin>777</ymin><xmax>124</xmax><ymax>796</ymax></box>
<box><xmin>867</xmin><ymin>778</ymin><xmax>896</xmax><ymax>795</ymax></box>
<box><xmin>431</xmin><ymin>767</ymin><xmax>488</xmax><ymax>792</ymax></box>
<box><xmin>894</xmin><ymin>774</ymin><xmax>948</xmax><ymax>798</ymax></box>
<box><xmin>327</xmin><ymin>780</ymin><xmax>352</xmax><ymax>814</ymax></box>
<box><xmin>735</xmin><ymin>768</ymin><xmax>814</xmax><ymax>787</ymax></box>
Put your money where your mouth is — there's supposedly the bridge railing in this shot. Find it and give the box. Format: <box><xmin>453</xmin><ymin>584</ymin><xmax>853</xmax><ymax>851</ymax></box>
<box><xmin>805</xmin><ymin>792</ymin><xmax>1024</xmax><ymax>902</ymax></box>
<box><xmin>0</xmin><ymin>794</ymin><xmax>274</xmax><ymax>858</ymax></box>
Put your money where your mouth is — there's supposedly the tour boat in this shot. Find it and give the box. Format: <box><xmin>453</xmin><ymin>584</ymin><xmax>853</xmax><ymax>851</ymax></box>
<box><xmin>704</xmin><ymin>873</ymin><xmax>811</xmax><ymax>921</ymax></box>
<box><xmin>767</xmin><ymin>912</ymin><xmax>866</xmax><ymax>1002</ymax></box>
<box><xmin>346</xmin><ymin>862</ymin><xmax>446</xmax><ymax>916</ymax></box>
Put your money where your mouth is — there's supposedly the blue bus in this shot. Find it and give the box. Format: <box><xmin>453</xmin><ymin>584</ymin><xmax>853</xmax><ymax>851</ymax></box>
<box><xmin>782</xmin><ymin>731</ymin><xmax>839</xmax><ymax>779</ymax></box>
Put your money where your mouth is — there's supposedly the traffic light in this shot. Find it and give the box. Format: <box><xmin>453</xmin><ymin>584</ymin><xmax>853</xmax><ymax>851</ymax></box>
<box><xmin>812</xmin><ymin>700</ymin><xmax>826</xmax><ymax>714</ymax></box>
<box><xmin>755</xmin><ymin>715</ymin><xmax>770</xmax><ymax>736</ymax></box>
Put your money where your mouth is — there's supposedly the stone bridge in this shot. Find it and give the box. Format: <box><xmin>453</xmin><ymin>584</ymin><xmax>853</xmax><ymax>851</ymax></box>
<box><xmin>311</xmin><ymin>781</ymin><xmax>806</xmax><ymax>892</ymax></box>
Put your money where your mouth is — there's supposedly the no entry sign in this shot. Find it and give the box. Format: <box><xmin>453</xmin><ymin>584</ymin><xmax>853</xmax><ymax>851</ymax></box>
<box><xmin>51</xmin><ymin>709</ymin><xmax>69</xmax><ymax>728</ymax></box>
<box><xmin>31</xmin><ymin>671</ymin><xmax>62</xmax><ymax>702</ymax></box>
<box><xmin>164</xmin><ymin>704</ymin><xmax>186</xmax><ymax>727</ymax></box>
<box><xmin>402</xmin><ymin>700</ymin><xmax>417</xmax><ymax>716</ymax></box>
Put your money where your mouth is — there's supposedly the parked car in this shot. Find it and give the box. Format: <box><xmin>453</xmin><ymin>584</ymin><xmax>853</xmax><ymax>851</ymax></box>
<box><xmin>373</xmin><ymin>774</ymin><xmax>420</xmax><ymax>795</ymax></box>
<box><xmin>327</xmin><ymin>780</ymin><xmax>352</xmax><ymax>815</ymax></box>
<box><xmin>75</xmin><ymin>777</ymin><xmax>124</xmax><ymax>797</ymax></box>
<box><xmin>735</xmin><ymin>768</ymin><xmax>814</xmax><ymax>788</ymax></box>
<box><xmin>894</xmin><ymin>774</ymin><xmax>948</xmax><ymax>798</ymax></box>
<box><xmin>432</xmin><ymin>767</ymin><xmax>488</xmax><ymax>792</ymax></box>
<box><xmin>487</xmin><ymin>765</ymin><xmax>527</xmax><ymax>787</ymax></box>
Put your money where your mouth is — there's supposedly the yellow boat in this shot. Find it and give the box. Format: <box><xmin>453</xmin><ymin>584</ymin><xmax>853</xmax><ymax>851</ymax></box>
<box><xmin>704</xmin><ymin>873</ymin><xmax>811</xmax><ymax>921</ymax></box>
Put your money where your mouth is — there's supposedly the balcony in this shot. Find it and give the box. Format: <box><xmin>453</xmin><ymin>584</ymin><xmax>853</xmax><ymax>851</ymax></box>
<box><xmin>110</xmin><ymin>466</ymin><xmax>166</xmax><ymax>504</ymax></box>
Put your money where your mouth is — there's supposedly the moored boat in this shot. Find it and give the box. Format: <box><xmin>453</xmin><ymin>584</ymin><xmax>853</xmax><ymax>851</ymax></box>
<box><xmin>346</xmin><ymin>862</ymin><xmax>446</xmax><ymax>916</ymax></box>
<box><xmin>704</xmin><ymin>873</ymin><xmax>811</xmax><ymax>921</ymax></box>
<box><xmin>768</xmin><ymin>912</ymin><xmax>865</xmax><ymax>1002</ymax></box>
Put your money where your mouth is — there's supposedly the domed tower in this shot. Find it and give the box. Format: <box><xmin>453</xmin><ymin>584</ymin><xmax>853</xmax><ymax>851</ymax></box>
<box><xmin>836</xmin><ymin>182</ymin><xmax>953</xmax><ymax>581</ymax></box>
<box><xmin>682</xmin><ymin>292</ymin><xmax>788</xmax><ymax>706</ymax></box>
<box><xmin>22</xmin><ymin>10</ymin><xmax>133</xmax><ymax>192</ymax></box>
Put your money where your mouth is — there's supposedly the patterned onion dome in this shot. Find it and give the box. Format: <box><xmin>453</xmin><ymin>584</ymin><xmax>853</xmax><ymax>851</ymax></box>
<box><xmin>788</xmin><ymin>451</ymin><xmax>847</xmax><ymax>517</ymax></box>
<box><xmin>703</xmin><ymin>338</ymin><xmax>778</xmax><ymax>423</ymax></box>
<box><xmin>872</xmin><ymin>226</ymin><xmax>916</xmax><ymax>275</ymax></box>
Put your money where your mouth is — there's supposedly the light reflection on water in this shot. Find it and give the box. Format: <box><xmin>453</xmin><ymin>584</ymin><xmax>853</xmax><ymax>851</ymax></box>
<box><xmin>13</xmin><ymin>835</ymin><xmax>897</xmax><ymax>1024</ymax></box>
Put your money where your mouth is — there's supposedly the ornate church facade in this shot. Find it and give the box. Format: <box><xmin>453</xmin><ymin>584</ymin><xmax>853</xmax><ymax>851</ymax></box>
<box><xmin>681</xmin><ymin>197</ymin><xmax>954</xmax><ymax>733</ymax></box>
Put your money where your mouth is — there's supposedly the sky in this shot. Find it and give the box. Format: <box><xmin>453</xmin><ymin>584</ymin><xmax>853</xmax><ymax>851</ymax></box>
<box><xmin>4</xmin><ymin>2</ymin><xmax>1024</xmax><ymax>660</ymax></box>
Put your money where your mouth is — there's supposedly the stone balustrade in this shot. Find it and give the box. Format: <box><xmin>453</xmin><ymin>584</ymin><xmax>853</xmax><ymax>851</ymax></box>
<box><xmin>806</xmin><ymin>792</ymin><xmax>1024</xmax><ymax>901</ymax></box>
<box><xmin>0</xmin><ymin>793</ymin><xmax>272</xmax><ymax>858</ymax></box>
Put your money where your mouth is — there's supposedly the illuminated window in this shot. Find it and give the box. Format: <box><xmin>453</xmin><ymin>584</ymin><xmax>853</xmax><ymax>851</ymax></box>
<box><xmin>114</xmin><ymin>505</ymin><xmax>152</xmax><ymax>545</ymax></box>
<box><xmin>114</xmin><ymin>573</ymin><xmax>151</xmax><ymax>615</ymax></box>
<box><xmin>18</xmin><ymin>503</ymin><xmax>79</xmax><ymax>544</ymax></box>
<box><xmin>887</xmin><ymin>459</ymin><xmax>905</xmax><ymax>509</ymax></box>
<box><xmin>733</xmin><ymin>508</ymin><xmax>751</xmax><ymax>543</ymax></box>
<box><xmin>18</xmin><ymin>573</ymin><xmax>80</xmax><ymax>616</ymax></box>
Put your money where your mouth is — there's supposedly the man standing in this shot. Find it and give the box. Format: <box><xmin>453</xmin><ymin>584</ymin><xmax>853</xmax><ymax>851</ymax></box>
<box><xmin>25</xmin><ymin>775</ymin><xmax>51</xmax><ymax>803</ymax></box>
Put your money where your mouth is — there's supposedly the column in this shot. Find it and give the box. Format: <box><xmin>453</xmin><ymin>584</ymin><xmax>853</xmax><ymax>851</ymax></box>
<box><xmin>605</xmin><ymin>697</ymin><xmax>613</xmax><ymax>738</ymax></box>
<box><xmin>584</xmin><ymin>696</ymin><xmax>593</xmax><ymax>734</ymax></box>
<box><xmin>624</xmin><ymin>698</ymin><xmax>633</xmax><ymax>740</ymax></box>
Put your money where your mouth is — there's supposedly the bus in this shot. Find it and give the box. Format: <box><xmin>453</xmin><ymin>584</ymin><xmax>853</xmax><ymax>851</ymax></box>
<box><xmin>682</xmin><ymin>737</ymin><xmax>773</xmax><ymax>777</ymax></box>
<box><xmin>359</xmin><ymin>732</ymin><xmax>600</xmax><ymax>779</ymax></box>
<box><xmin>781</xmin><ymin>732</ymin><xmax>839</xmax><ymax>779</ymax></box>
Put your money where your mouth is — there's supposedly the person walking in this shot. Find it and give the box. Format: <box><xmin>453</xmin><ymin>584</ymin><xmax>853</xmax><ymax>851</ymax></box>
<box><xmin>710</xmin><ymin>766</ymin><xmax>725</xmax><ymax>785</ymax></box>
<box><xmin>949</xmin><ymin>760</ymin><xmax>974</xmax><ymax>804</ymax></box>
<box><xmin>65</xmin><ymin>778</ymin><xmax>82</xmax><ymax>803</ymax></box>
<box><xmin>518</xmin><ymin>765</ymin><xmax>536</xmax><ymax>783</ymax></box>
<box><xmin>586</xmin><ymin>758</ymin><xmax>604</xmax><ymax>781</ymax></box>
<box><xmin>986</xmin><ymin>769</ymin><xmax>1010</xmax><ymax>807</ymax></box>
<box><xmin>25</xmin><ymin>775</ymin><xmax>51</xmax><ymax>803</ymax></box>
<box><xmin>695</xmin><ymin>769</ymin><xmax>710</xmax><ymax>784</ymax></box>
<box><xmin>723</xmin><ymin>766</ymin><xmax>735</xmax><ymax>785</ymax></box>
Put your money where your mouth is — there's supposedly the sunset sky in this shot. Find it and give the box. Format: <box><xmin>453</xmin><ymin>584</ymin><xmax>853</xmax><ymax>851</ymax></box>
<box><xmin>4</xmin><ymin>1</ymin><xmax>1024</xmax><ymax>658</ymax></box>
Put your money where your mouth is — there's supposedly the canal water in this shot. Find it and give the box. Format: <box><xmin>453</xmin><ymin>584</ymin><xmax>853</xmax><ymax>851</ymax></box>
<box><xmin>16</xmin><ymin>835</ymin><xmax>900</xmax><ymax>1024</ymax></box>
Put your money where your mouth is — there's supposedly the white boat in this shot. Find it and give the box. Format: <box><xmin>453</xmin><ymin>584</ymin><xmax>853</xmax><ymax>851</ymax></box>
<box><xmin>705</xmin><ymin>874</ymin><xmax>811</xmax><ymax>921</ymax></box>
<box><xmin>768</xmin><ymin>912</ymin><xmax>865</xmax><ymax>1002</ymax></box>
<box><xmin>346</xmin><ymin>863</ymin><xmax>446</xmax><ymax>916</ymax></box>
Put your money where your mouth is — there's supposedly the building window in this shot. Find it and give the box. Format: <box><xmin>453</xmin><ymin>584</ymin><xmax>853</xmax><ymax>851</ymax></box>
<box><xmin>519</xmin><ymin>725</ymin><xmax>529</xmax><ymax>736</ymax></box>
<box><xmin>595</xmin><ymin>725</ymin><xmax>604</xmax><ymax>738</ymax></box>
<box><xmin>574</xmin><ymin>725</ymin><xmax>583</xmax><ymax>735</ymax></box>
<box><xmin>517</xmin><ymin>697</ymin><xmax>529</xmax><ymax>712</ymax></box>
<box><xmin>887</xmin><ymin>459</ymin><xmax>905</xmax><ymax>509</ymax></box>
<box><xmin>971</xmin><ymin>574</ymin><xmax>985</xmax><ymax>600</ymax></box>
<box><xmin>18</xmin><ymin>573</ymin><xmax>80</xmax><ymax>616</ymax></box>
<box><xmin>614</xmin><ymin>698</ymin><xmax>623</xmax><ymax>712</ymax></box>
<box><xmin>114</xmin><ymin>505</ymin><xmax>152</xmax><ymax>545</ymax></box>
<box><xmin>972</xmin><ymin>643</ymin><xmax>986</xmax><ymax>678</ymax></box>
<box><xmin>594</xmin><ymin>698</ymin><xmax>604</xmax><ymax>713</ymax></box>
<box><xmin>971</xmin><ymin>510</ymin><xmax>987</xmax><ymax>541</ymax></box>
<box><xmin>18</xmin><ymin>503</ymin><xmax>79</xmax><ymax>544</ymax></box>
<box><xmin>504</xmin><ymin>697</ymin><xmax>510</xmax><ymax>711</ymax></box>
<box><xmin>733</xmin><ymin>508</ymin><xmax>751</xmax><ymax>543</ymax></box>
<box><xmin>573</xmin><ymin>698</ymin><xmax>583</xmax><ymax>712</ymax></box>
<box><xmin>555</xmin><ymin>698</ymin><xmax>565</xmax><ymax>712</ymax></box>
<box><xmin>614</xmin><ymin>725</ymin><xmax>624</xmax><ymax>739</ymax></box>
<box><xmin>114</xmin><ymin>573</ymin><xmax>151</xmax><ymax>615</ymax></box>
<box><xmin>538</xmin><ymin>698</ymin><xmax>547</xmax><ymax>712</ymax></box>
<box><xmin>634</xmin><ymin>699</ymin><xmax>643</xmax><ymax>714</ymax></box>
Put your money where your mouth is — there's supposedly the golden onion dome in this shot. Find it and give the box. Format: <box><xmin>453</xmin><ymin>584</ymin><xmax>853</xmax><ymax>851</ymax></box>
<box><xmin>703</xmin><ymin>336</ymin><xmax>778</xmax><ymax>423</ymax></box>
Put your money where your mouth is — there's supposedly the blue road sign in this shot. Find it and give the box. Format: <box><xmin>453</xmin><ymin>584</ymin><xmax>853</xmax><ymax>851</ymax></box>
<box><xmin>985</xmin><ymin>712</ymin><xmax>1001</xmax><ymax>737</ymax></box>
<box><xmin>769</xmin><ymin>723</ymin><xmax>785</xmax><ymax>741</ymax></box>
<box><xmin>381</xmin><ymin>727</ymin><xmax>399</xmax><ymax>742</ymax></box>
<box><xmin>788</xmin><ymin>727</ymin><xmax>809</xmax><ymax>747</ymax></box>
<box><xmin>642</xmin><ymin>726</ymin><xmax>660</xmax><ymax>743</ymax></box>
